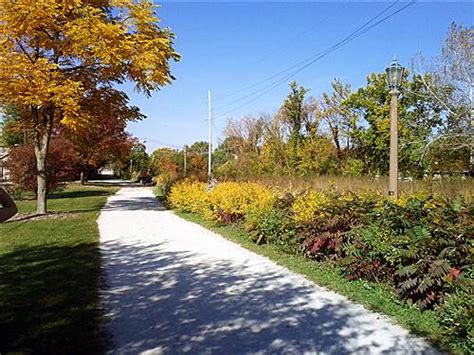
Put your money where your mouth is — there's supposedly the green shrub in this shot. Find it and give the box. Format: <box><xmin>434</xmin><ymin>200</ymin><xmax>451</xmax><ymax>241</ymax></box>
<box><xmin>247</xmin><ymin>205</ymin><xmax>298</xmax><ymax>253</ymax></box>
<box><xmin>436</xmin><ymin>284</ymin><xmax>474</xmax><ymax>354</ymax></box>
<box><xmin>130</xmin><ymin>170</ymin><xmax>141</xmax><ymax>182</ymax></box>
<box><xmin>342</xmin><ymin>157</ymin><xmax>365</xmax><ymax>176</ymax></box>
<box><xmin>340</xmin><ymin>224</ymin><xmax>399</xmax><ymax>282</ymax></box>
<box><xmin>155</xmin><ymin>172</ymin><xmax>180</xmax><ymax>196</ymax></box>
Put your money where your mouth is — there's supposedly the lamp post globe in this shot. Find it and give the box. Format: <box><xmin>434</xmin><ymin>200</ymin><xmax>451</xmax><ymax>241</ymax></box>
<box><xmin>386</xmin><ymin>58</ymin><xmax>404</xmax><ymax>91</ymax></box>
<box><xmin>386</xmin><ymin>58</ymin><xmax>404</xmax><ymax>198</ymax></box>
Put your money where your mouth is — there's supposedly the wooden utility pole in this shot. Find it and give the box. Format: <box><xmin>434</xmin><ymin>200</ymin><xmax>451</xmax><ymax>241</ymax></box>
<box><xmin>208</xmin><ymin>89</ymin><xmax>212</xmax><ymax>178</ymax></box>
<box><xmin>183</xmin><ymin>145</ymin><xmax>187</xmax><ymax>176</ymax></box>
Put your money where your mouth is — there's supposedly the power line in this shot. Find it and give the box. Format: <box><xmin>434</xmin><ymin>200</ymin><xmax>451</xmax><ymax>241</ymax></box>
<box><xmin>214</xmin><ymin>1</ymin><xmax>416</xmax><ymax>119</ymax></box>
<box><xmin>211</xmin><ymin>2</ymin><xmax>349</xmax><ymax>103</ymax></box>
<box><xmin>139</xmin><ymin>137</ymin><xmax>182</xmax><ymax>150</ymax></box>
<box><xmin>212</xmin><ymin>0</ymin><xmax>401</xmax><ymax>112</ymax></box>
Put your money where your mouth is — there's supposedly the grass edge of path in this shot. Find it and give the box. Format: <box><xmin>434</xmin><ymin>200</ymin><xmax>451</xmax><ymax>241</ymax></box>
<box><xmin>171</xmin><ymin>208</ymin><xmax>451</xmax><ymax>353</ymax></box>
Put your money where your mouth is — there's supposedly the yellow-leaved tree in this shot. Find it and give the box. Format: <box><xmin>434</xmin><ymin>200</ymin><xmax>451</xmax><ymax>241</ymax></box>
<box><xmin>0</xmin><ymin>0</ymin><xmax>179</xmax><ymax>213</ymax></box>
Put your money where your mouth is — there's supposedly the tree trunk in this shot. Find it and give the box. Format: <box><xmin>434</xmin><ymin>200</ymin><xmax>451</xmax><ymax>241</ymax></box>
<box><xmin>80</xmin><ymin>169</ymin><xmax>86</xmax><ymax>185</ymax></box>
<box><xmin>34</xmin><ymin>132</ymin><xmax>49</xmax><ymax>214</ymax></box>
<box><xmin>333</xmin><ymin>127</ymin><xmax>343</xmax><ymax>163</ymax></box>
<box><xmin>33</xmin><ymin>108</ymin><xmax>53</xmax><ymax>215</ymax></box>
<box><xmin>326</xmin><ymin>121</ymin><xmax>342</xmax><ymax>162</ymax></box>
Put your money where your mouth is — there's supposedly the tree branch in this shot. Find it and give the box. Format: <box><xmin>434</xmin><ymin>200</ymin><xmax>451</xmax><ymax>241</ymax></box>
<box><xmin>16</xmin><ymin>40</ymin><xmax>35</xmax><ymax>63</ymax></box>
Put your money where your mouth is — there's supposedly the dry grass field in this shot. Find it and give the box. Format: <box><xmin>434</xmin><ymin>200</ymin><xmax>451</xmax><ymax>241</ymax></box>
<box><xmin>240</xmin><ymin>175</ymin><xmax>473</xmax><ymax>201</ymax></box>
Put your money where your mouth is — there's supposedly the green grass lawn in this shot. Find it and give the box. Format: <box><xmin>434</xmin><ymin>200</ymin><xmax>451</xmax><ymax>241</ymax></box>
<box><xmin>173</xmin><ymin>209</ymin><xmax>449</xmax><ymax>353</ymax></box>
<box><xmin>0</xmin><ymin>184</ymin><xmax>117</xmax><ymax>353</ymax></box>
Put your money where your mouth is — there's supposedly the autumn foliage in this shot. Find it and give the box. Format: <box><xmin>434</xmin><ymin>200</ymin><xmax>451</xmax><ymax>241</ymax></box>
<box><xmin>0</xmin><ymin>0</ymin><xmax>179</xmax><ymax>212</ymax></box>
<box><xmin>8</xmin><ymin>138</ymin><xmax>80</xmax><ymax>196</ymax></box>
<box><xmin>63</xmin><ymin>88</ymin><xmax>141</xmax><ymax>181</ymax></box>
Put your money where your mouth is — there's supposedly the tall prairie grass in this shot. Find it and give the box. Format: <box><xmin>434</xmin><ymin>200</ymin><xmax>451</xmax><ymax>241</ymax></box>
<box><xmin>238</xmin><ymin>175</ymin><xmax>473</xmax><ymax>201</ymax></box>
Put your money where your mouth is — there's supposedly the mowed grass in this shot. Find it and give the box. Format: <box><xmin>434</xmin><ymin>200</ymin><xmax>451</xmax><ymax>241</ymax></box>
<box><xmin>173</xmin><ymin>209</ymin><xmax>447</xmax><ymax>352</ymax></box>
<box><xmin>0</xmin><ymin>184</ymin><xmax>117</xmax><ymax>353</ymax></box>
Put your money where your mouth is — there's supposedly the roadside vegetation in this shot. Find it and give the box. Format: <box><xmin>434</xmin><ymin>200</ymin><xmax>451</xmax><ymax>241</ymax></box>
<box><xmin>165</xmin><ymin>180</ymin><xmax>473</xmax><ymax>354</ymax></box>
<box><xmin>0</xmin><ymin>184</ymin><xmax>117</xmax><ymax>353</ymax></box>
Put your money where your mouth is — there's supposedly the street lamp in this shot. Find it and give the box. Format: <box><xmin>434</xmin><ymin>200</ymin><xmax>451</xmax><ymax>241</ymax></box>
<box><xmin>385</xmin><ymin>58</ymin><xmax>404</xmax><ymax>198</ymax></box>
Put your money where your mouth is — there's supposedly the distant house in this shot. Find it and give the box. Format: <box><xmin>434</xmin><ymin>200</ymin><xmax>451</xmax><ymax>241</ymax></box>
<box><xmin>0</xmin><ymin>147</ymin><xmax>8</xmax><ymax>182</ymax></box>
<box><xmin>0</xmin><ymin>114</ymin><xmax>9</xmax><ymax>181</ymax></box>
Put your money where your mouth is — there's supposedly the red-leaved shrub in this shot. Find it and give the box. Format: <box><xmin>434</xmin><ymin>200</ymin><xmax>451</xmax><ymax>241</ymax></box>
<box><xmin>8</xmin><ymin>138</ymin><xmax>80</xmax><ymax>196</ymax></box>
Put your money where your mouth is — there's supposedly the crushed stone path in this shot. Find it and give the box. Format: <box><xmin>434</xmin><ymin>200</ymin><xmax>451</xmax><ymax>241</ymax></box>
<box><xmin>98</xmin><ymin>187</ymin><xmax>438</xmax><ymax>354</ymax></box>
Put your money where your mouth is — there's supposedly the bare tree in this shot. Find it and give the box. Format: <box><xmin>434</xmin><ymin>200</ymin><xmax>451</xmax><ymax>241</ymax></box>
<box><xmin>224</xmin><ymin>115</ymin><xmax>266</xmax><ymax>174</ymax></box>
<box><xmin>317</xmin><ymin>78</ymin><xmax>354</xmax><ymax>163</ymax></box>
<box><xmin>262</xmin><ymin>113</ymin><xmax>291</xmax><ymax>173</ymax></box>
<box><xmin>412</xmin><ymin>23</ymin><xmax>473</xmax><ymax>172</ymax></box>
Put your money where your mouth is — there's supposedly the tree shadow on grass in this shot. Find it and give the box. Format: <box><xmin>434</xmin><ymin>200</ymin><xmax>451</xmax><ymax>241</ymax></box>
<box><xmin>86</xmin><ymin>181</ymin><xmax>142</xmax><ymax>188</ymax></box>
<box><xmin>0</xmin><ymin>243</ymin><xmax>110</xmax><ymax>353</ymax></box>
<box><xmin>50</xmin><ymin>189</ymin><xmax>112</xmax><ymax>200</ymax></box>
<box><xmin>100</xmin><ymin>239</ymin><xmax>438</xmax><ymax>354</ymax></box>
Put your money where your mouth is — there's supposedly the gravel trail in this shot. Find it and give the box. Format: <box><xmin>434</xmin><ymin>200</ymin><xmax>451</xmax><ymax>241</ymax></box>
<box><xmin>98</xmin><ymin>187</ymin><xmax>438</xmax><ymax>354</ymax></box>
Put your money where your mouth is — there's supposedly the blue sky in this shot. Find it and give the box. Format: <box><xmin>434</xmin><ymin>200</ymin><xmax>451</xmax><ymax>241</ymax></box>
<box><xmin>122</xmin><ymin>1</ymin><xmax>473</xmax><ymax>152</ymax></box>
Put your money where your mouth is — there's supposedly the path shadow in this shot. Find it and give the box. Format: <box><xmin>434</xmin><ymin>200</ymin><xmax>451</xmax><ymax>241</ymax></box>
<box><xmin>86</xmin><ymin>180</ymin><xmax>143</xmax><ymax>188</ymax></box>
<box><xmin>102</xmin><ymin>196</ymin><xmax>167</xmax><ymax>212</ymax></box>
<box><xmin>101</xmin><ymin>240</ymin><xmax>437</xmax><ymax>354</ymax></box>
<box><xmin>0</xmin><ymin>243</ymin><xmax>110</xmax><ymax>353</ymax></box>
